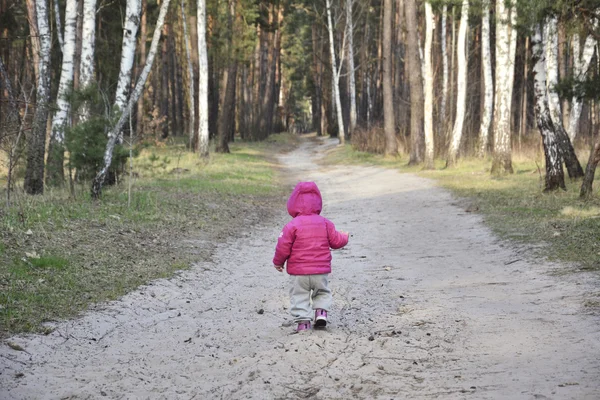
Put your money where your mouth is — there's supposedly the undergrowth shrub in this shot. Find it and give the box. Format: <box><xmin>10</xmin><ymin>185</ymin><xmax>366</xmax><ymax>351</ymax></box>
<box><xmin>351</xmin><ymin>125</ymin><xmax>388</xmax><ymax>154</ymax></box>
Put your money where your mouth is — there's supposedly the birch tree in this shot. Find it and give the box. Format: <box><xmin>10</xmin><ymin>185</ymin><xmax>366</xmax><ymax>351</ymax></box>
<box><xmin>531</xmin><ymin>23</ymin><xmax>565</xmax><ymax>191</ymax></box>
<box><xmin>545</xmin><ymin>17</ymin><xmax>563</xmax><ymax>132</ymax></box>
<box><xmin>568</xmin><ymin>32</ymin><xmax>596</xmax><ymax>142</ymax></box>
<box><xmin>440</xmin><ymin>5</ymin><xmax>448</xmax><ymax>126</ymax></box>
<box><xmin>24</xmin><ymin>0</ymin><xmax>52</xmax><ymax>195</ymax></box>
<box><xmin>197</xmin><ymin>0</ymin><xmax>209</xmax><ymax>156</ymax></box>
<box><xmin>491</xmin><ymin>0</ymin><xmax>517</xmax><ymax>174</ymax></box>
<box><xmin>114</xmin><ymin>0</ymin><xmax>142</xmax><ymax>139</ymax></box>
<box><xmin>79</xmin><ymin>0</ymin><xmax>97</xmax><ymax>121</ymax></box>
<box><xmin>447</xmin><ymin>0</ymin><xmax>468</xmax><ymax>167</ymax></box>
<box><xmin>544</xmin><ymin>17</ymin><xmax>584</xmax><ymax>179</ymax></box>
<box><xmin>325</xmin><ymin>0</ymin><xmax>345</xmax><ymax>144</ymax></box>
<box><xmin>345</xmin><ymin>0</ymin><xmax>357</xmax><ymax>134</ymax></box>
<box><xmin>422</xmin><ymin>1</ymin><xmax>434</xmax><ymax>169</ymax></box>
<box><xmin>181</xmin><ymin>0</ymin><xmax>195</xmax><ymax>149</ymax></box>
<box><xmin>478</xmin><ymin>0</ymin><xmax>492</xmax><ymax>157</ymax></box>
<box><xmin>382</xmin><ymin>0</ymin><xmax>396</xmax><ymax>155</ymax></box>
<box><xmin>46</xmin><ymin>0</ymin><xmax>78</xmax><ymax>186</ymax></box>
<box><xmin>91</xmin><ymin>0</ymin><xmax>172</xmax><ymax>198</ymax></box>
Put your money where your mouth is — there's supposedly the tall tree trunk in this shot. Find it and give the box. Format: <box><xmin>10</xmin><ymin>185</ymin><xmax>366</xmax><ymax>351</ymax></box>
<box><xmin>216</xmin><ymin>62</ymin><xmax>237</xmax><ymax>152</ymax></box>
<box><xmin>325</xmin><ymin>0</ymin><xmax>345</xmax><ymax>144</ymax></box>
<box><xmin>240</xmin><ymin>65</ymin><xmax>252</xmax><ymax>139</ymax></box>
<box><xmin>422</xmin><ymin>2</ymin><xmax>434</xmax><ymax>168</ymax></box>
<box><xmin>545</xmin><ymin>17</ymin><xmax>563</xmax><ymax>132</ymax></box>
<box><xmin>197</xmin><ymin>0</ymin><xmax>209</xmax><ymax>156</ymax></box>
<box><xmin>544</xmin><ymin>17</ymin><xmax>584</xmax><ymax>179</ymax></box>
<box><xmin>361</xmin><ymin>16</ymin><xmax>370</xmax><ymax>127</ymax></box>
<box><xmin>216</xmin><ymin>0</ymin><xmax>237</xmax><ymax>152</ymax></box>
<box><xmin>257</xmin><ymin>4</ymin><xmax>279</xmax><ymax>140</ymax></box>
<box><xmin>160</xmin><ymin>22</ymin><xmax>169</xmax><ymax>138</ymax></box>
<box><xmin>382</xmin><ymin>0</ymin><xmax>396</xmax><ymax>155</ymax></box>
<box><xmin>168</xmin><ymin>30</ymin><xmax>178</xmax><ymax>135</ymax></box>
<box><xmin>25</xmin><ymin>0</ymin><xmax>41</xmax><ymax>82</ymax></box>
<box><xmin>447</xmin><ymin>0</ymin><xmax>469</xmax><ymax>167</ymax></box>
<box><xmin>568</xmin><ymin>32</ymin><xmax>596</xmax><ymax>142</ymax></box>
<box><xmin>24</xmin><ymin>0</ymin><xmax>52</xmax><ymax>195</ymax></box>
<box><xmin>53</xmin><ymin>0</ymin><xmax>64</xmax><ymax>53</ymax></box>
<box><xmin>441</xmin><ymin>5</ymin><xmax>448</xmax><ymax>130</ymax></box>
<box><xmin>114</xmin><ymin>0</ymin><xmax>142</xmax><ymax>115</ymax></box>
<box><xmin>518</xmin><ymin>36</ymin><xmax>529</xmax><ymax>152</ymax></box>
<box><xmin>79</xmin><ymin>0</ymin><xmax>97</xmax><ymax>121</ymax></box>
<box><xmin>72</xmin><ymin>0</ymin><xmax>83</xmax><ymax>94</ymax></box>
<box><xmin>136</xmin><ymin>0</ymin><xmax>147</xmax><ymax>137</ymax></box>
<box><xmin>491</xmin><ymin>0</ymin><xmax>516</xmax><ymax>174</ymax></box>
<box><xmin>92</xmin><ymin>0</ymin><xmax>172</xmax><ymax>198</ymax></box>
<box><xmin>47</xmin><ymin>0</ymin><xmax>78</xmax><ymax>186</ymax></box>
<box><xmin>532</xmin><ymin>23</ymin><xmax>565</xmax><ymax>191</ymax></box>
<box><xmin>478</xmin><ymin>0</ymin><xmax>492</xmax><ymax>157</ymax></box>
<box><xmin>181</xmin><ymin>0</ymin><xmax>195</xmax><ymax>149</ymax></box>
<box><xmin>345</xmin><ymin>0</ymin><xmax>357</xmax><ymax>134</ymax></box>
<box><xmin>404</xmin><ymin>0</ymin><xmax>424</xmax><ymax>165</ymax></box>
<box><xmin>580</xmin><ymin>139</ymin><xmax>600</xmax><ymax>198</ymax></box>
<box><xmin>311</xmin><ymin>22</ymin><xmax>323</xmax><ymax>136</ymax></box>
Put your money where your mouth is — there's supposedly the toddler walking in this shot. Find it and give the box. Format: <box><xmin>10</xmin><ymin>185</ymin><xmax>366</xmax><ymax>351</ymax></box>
<box><xmin>273</xmin><ymin>182</ymin><xmax>349</xmax><ymax>332</ymax></box>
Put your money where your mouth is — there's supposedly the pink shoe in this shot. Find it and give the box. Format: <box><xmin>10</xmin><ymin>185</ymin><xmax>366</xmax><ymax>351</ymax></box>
<box><xmin>314</xmin><ymin>309</ymin><xmax>327</xmax><ymax>328</ymax></box>
<box><xmin>296</xmin><ymin>321</ymin><xmax>311</xmax><ymax>332</ymax></box>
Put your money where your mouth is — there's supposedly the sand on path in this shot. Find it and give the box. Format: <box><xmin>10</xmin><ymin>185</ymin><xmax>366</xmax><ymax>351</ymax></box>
<box><xmin>1</xmin><ymin>137</ymin><xmax>600</xmax><ymax>400</ymax></box>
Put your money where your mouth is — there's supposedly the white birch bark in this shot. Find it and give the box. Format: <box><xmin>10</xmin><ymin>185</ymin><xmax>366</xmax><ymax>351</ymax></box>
<box><xmin>326</xmin><ymin>0</ymin><xmax>345</xmax><ymax>144</ymax></box>
<box><xmin>545</xmin><ymin>17</ymin><xmax>563</xmax><ymax>130</ymax></box>
<box><xmin>568</xmin><ymin>33</ymin><xmax>596</xmax><ymax>141</ymax></box>
<box><xmin>50</xmin><ymin>0</ymin><xmax>77</xmax><ymax>144</ymax></box>
<box><xmin>491</xmin><ymin>0</ymin><xmax>516</xmax><ymax>174</ymax></box>
<box><xmin>80</xmin><ymin>0</ymin><xmax>96</xmax><ymax>87</ymax></box>
<box><xmin>197</xmin><ymin>0</ymin><xmax>209</xmax><ymax>157</ymax></box>
<box><xmin>423</xmin><ymin>2</ymin><xmax>434</xmax><ymax>168</ymax></box>
<box><xmin>345</xmin><ymin>0</ymin><xmax>357</xmax><ymax>134</ymax></box>
<box><xmin>181</xmin><ymin>0</ymin><xmax>195</xmax><ymax>148</ymax></box>
<box><xmin>532</xmin><ymin>23</ymin><xmax>565</xmax><ymax>190</ymax></box>
<box><xmin>114</xmin><ymin>0</ymin><xmax>142</xmax><ymax>115</ymax></box>
<box><xmin>478</xmin><ymin>0</ymin><xmax>492</xmax><ymax>156</ymax></box>
<box><xmin>447</xmin><ymin>0</ymin><xmax>468</xmax><ymax>166</ymax></box>
<box><xmin>92</xmin><ymin>0</ymin><xmax>171</xmax><ymax>198</ymax></box>
<box><xmin>54</xmin><ymin>0</ymin><xmax>64</xmax><ymax>53</ymax></box>
<box><xmin>79</xmin><ymin>0</ymin><xmax>97</xmax><ymax>121</ymax></box>
<box><xmin>24</xmin><ymin>0</ymin><xmax>52</xmax><ymax>194</ymax></box>
<box><xmin>441</xmin><ymin>5</ymin><xmax>448</xmax><ymax>122</ymax></box>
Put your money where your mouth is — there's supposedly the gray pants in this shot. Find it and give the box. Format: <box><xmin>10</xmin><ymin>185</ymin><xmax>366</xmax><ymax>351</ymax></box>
<box><xmin>289</xmin><ymin>274</ymin><xmax>332</xmax><ymax>323</ymax></box>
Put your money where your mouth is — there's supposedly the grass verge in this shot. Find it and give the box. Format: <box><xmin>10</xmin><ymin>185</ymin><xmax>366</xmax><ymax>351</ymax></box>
<box><xmin>0</xmin><ymin>133</ymin><xmax>298</xmax><ymax>338</ymax></box>
<box><xmin>320</xmin><ymin>143</ymin><xmax>600</xmax><ymax>273</ymax></box>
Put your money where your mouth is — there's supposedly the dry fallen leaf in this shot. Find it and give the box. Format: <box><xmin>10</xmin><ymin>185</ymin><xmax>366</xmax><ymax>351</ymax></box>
<box><xmin>7</xmin><ymin>342</ymin><xmax>26</xmax><ymax>352</ymax></box>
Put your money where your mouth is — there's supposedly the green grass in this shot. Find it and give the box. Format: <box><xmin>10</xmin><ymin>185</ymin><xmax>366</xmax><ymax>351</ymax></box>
<box><xmin>322</xmin><ymin>144</ymin><xmax>600</xmax><ymax>273</ymax></box>
<box><xmin>0</xmin><ymin>133</ymin><xmax>297</xmax><ymax>337</ymax></box>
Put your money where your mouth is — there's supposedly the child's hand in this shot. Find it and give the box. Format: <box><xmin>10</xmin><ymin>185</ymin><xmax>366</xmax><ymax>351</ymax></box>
<box><xmin>274</xmin><ymin>264</ymin><xmax>284</xmax><ymax>272</ymax></box>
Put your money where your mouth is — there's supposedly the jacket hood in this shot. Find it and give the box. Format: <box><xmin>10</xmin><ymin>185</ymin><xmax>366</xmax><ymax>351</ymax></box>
<box><xmin>287</xmin><ymin>182</ymin><xmax>322</xmax><ymax>217</ymax></box>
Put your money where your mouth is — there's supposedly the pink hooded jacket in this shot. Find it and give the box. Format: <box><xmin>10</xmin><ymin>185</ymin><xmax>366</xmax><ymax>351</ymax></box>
<box><xmin>273</xmin><ymin>182</ymin><xmax>349</xmax><ymax>275</ymax></box>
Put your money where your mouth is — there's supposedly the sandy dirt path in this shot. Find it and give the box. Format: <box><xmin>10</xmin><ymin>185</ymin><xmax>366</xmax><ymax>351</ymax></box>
<box><xmin>2</xmin><ymin>137</ymin><xmax>600</xmax><ymax>400</ymax></box>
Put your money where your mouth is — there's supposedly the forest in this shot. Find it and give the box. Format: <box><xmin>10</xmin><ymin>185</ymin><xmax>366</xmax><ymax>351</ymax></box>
<box><xmin>1</xmin><ymin>0</ymin><xmax>600</xmax><ymax>200</ymax></box>
<box><xmin>2</xmin><ymin>2</ymin><xmax>600</xmax><ymax>393</ymax></box>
